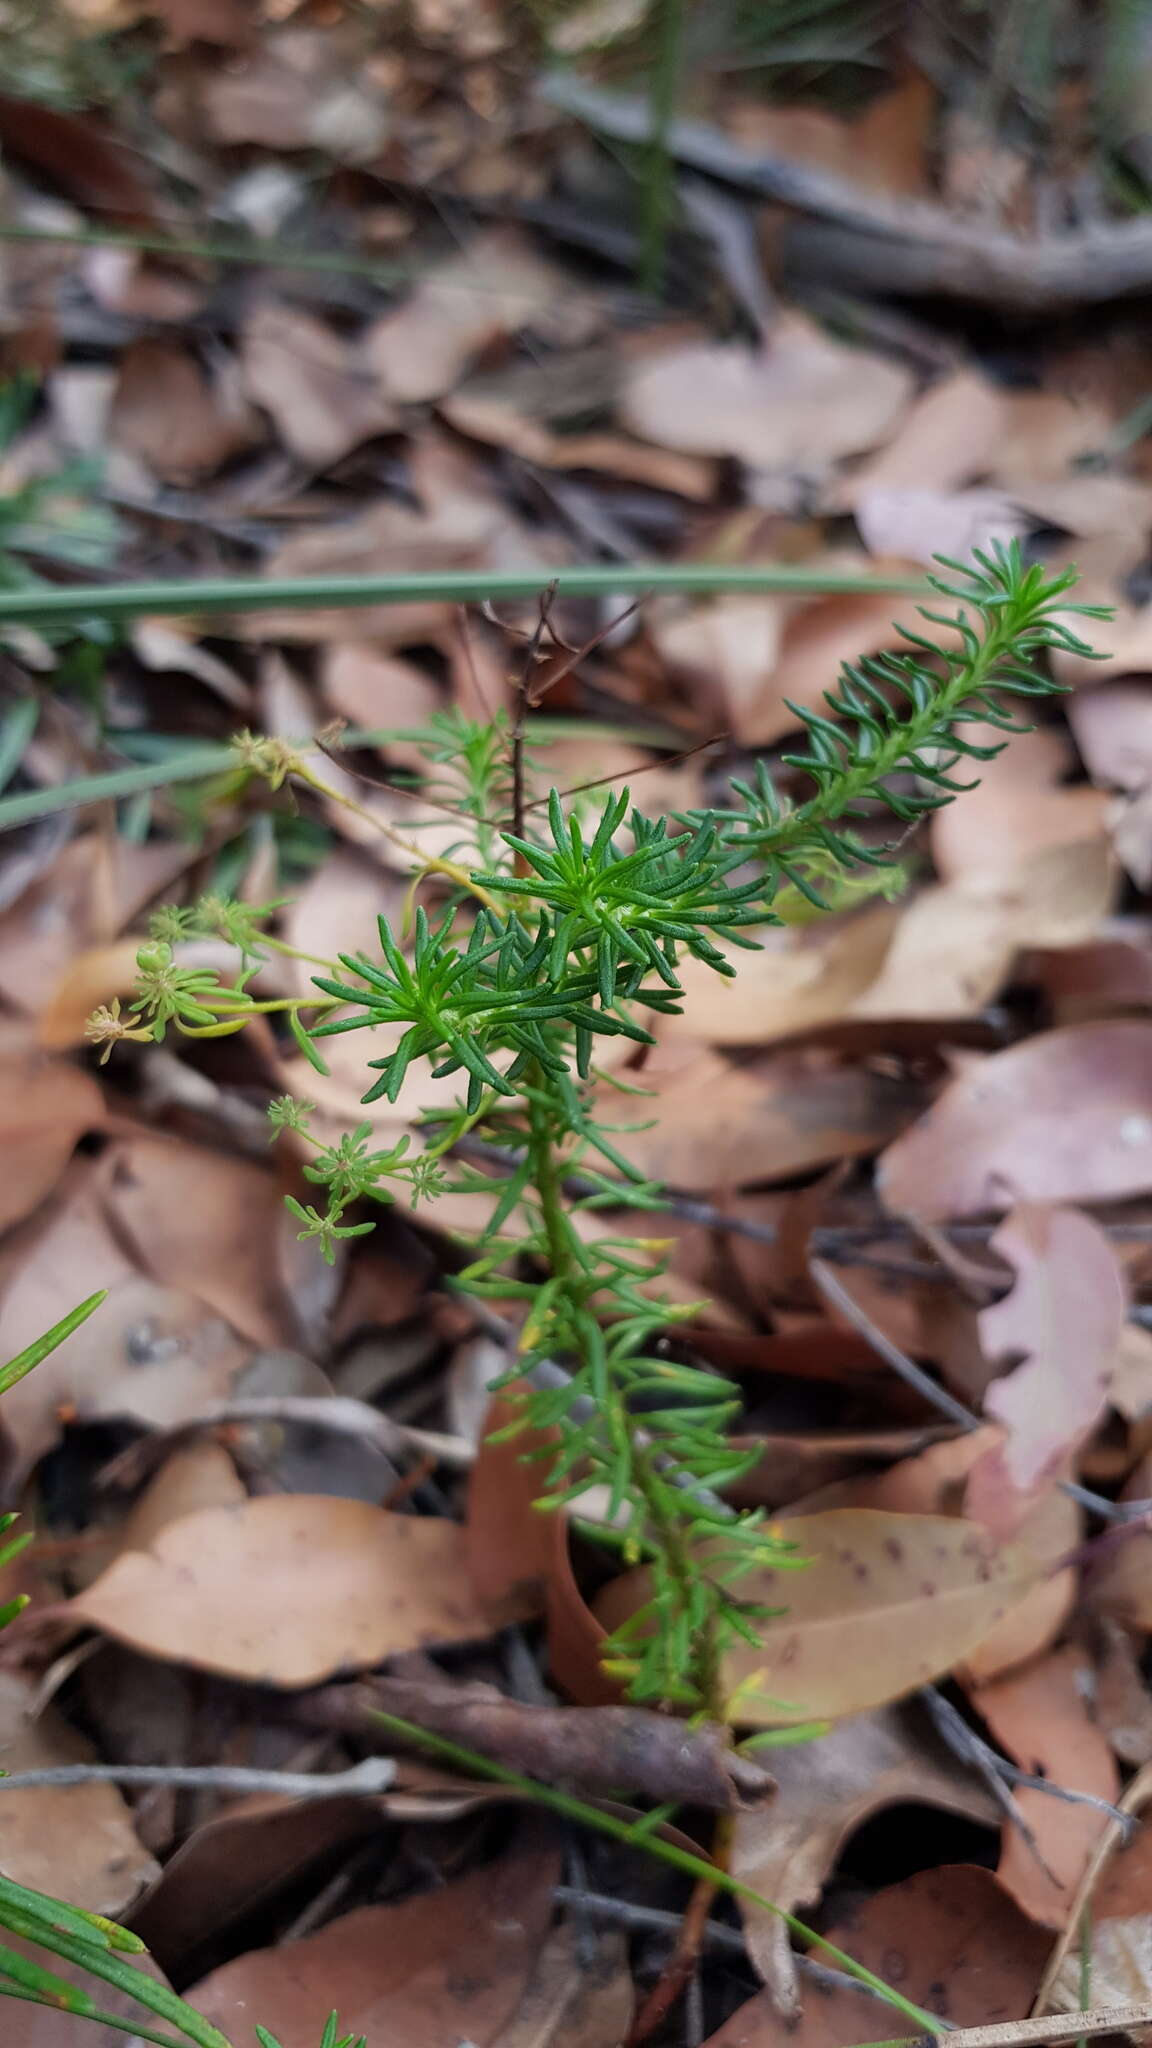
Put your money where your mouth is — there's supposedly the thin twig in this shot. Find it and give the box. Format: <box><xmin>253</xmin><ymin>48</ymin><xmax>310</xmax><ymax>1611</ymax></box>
<box><xmin>893</xmin><ymin>2004</ymin><xmax>1152</xmax><ymax>2048</ymax></box>
<box><xmin>918</xmin><ymin>1688</ymin><xmax>1057</xmax><ymax>1885</ymax></box>
<box><xmin>550</xmin><ymin>1886</ymin><xmax>897</xmax><ymax>2004</ymax></box>
<box><xmin>99</xmin><ymin>1395</ymin><xmax>473</xmax><ymax>1493</ymax></box>
<box><xmin>0</xmin><ymin>1759</ymin><xmax>397</xmax><ymax>1797</ymax></box>
<box><xmin>809</xmin><ymin>1259</ymin><xmax>1132</xmax><ymax>1526</ymax></box>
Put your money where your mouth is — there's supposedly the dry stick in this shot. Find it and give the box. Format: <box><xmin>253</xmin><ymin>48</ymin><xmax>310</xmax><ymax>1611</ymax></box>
<box><xmin>0</xmin><ymin>1760</ymin><xmax>397</xmax><ymax>1798</ymax></box>
<box><xmin>886</xmin><ymin>2006</ymin><xmax>1152</xmax><ymax>2048</ymax></box>
<box><xmin>1032</xmin><ymin>1758</ymin><xmax>1152</xmax><ymax>2016</ymax></box>
<box><xmin>98</xmin><ymin>1395</ymin><xmax>473</xmax><ymax>1493</ymax></box>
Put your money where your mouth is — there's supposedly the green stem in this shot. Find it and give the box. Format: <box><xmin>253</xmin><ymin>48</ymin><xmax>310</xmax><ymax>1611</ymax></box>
<box><xmin>368</xmin><ymin>1709</ymin><xmax>944</xmax><ymax>2038</ymax></box>
<box><xmin>0</xmin><ymin>563</ymin><xmax>926</xmax><ymax>629</ymax></box>
<box><xmin>641</xmin><ymin>0</ymin><xmax>687</xmax><ymax>294</ymax></box>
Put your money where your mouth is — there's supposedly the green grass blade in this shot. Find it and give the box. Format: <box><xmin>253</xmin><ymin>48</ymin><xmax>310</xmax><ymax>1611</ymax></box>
<box><xmin>0</xmin><ymin>562</ymin><xmax>926</xmax><ymax>629</ymax></box>
<box><xmin>0</xmin><ymin>1291</ymin><xmax>107</xmax><ymax>1396</ymax></box>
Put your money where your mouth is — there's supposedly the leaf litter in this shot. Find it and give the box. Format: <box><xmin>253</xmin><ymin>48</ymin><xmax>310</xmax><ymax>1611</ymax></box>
<box><xmin>8</xmin><ymin>7</ymin><xmax>1152</xmax><ymax>2044</ymax></box>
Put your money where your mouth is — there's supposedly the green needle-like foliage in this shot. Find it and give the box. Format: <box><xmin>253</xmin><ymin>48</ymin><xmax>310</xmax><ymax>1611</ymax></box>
<box><xmin>91</xmin><ymin>542</ymin><xmax>1104</xmax><ymax>1716</ymax></box>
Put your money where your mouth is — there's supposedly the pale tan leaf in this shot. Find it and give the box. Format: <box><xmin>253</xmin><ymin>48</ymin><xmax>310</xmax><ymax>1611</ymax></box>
<box><xmin>241</xmin><ymin>303</ymin><xmax>400</xmax><ymax>468</ymax></box>
<box><xmin>658</xmin><ymin>904</ymin><xmax>899</xmax><ymax>1045</ymax></box>
<box><xmin>620</xmin><ymin>314</ymin><xmax>913</xmax><ymax>469</ymax></box>
<box><xmin>70</xmin><ymin>1495</ymin><xmax>503</xmax><ymax>1683</ymax></box>
<box><xmin>109</xmin><ymin>338</ymin><xmax>263</xmax><ymax>484</ymax></box>
<box><xmin>829</xmin><ymin>371</ymin><xmax>1012</xmax><ymax>508</ymax></box>
<box><xmin>595</xmin><ymin>1508</ymin><xmax>1043</xmax><ymax>1724</ymax></box>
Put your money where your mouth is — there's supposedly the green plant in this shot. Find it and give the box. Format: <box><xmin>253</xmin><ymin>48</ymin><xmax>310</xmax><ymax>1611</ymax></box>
<box><xmin>90</xmin><ymin>542</ymin><xmax>1105</xmax><ymax>1719</ymax></box>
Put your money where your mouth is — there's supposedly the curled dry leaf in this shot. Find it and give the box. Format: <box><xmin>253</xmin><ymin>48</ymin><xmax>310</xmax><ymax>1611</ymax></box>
<box><xmin>189</xmin><ymin>1818</ymin><xmax>559</xmax><ymax>2046</ymax></box>
<box><xmin>878</xmin><ymin>1022</ymin><xmax>1152</xmax><ymax>1219</ymax></box>
<box><xmin>241</xmin><ymin>303</ymin><xmax>401</xmax><ymax>468</ymax></box>
<box><xmin>620</xmin><ymin>313</ymin><xmax>913</xmax><ymax>469</ymax></box>
<box><xmin>69</xmin><ymin>1496</ymin><xmax>503</xmax><ymax>1685</ymax></box>
<box><xmin>966</xmin><ymin>1644</ymin><xmax>1120</xmax><ymax>1927</ymax></box>
<box><xmin>964</xmin><ymin>1205</ymin><xmax>1127</xmax><ymax>1536</ymax></box>
<box><xmin>0</xmin><ymin>1670</ymin><xmax>158</xmax><ymax>1916</ymax></box>
<box><xmin>0</xmin><ymin>1033</ymin><xmax>103</xmax><ymax>1233</ymax></box>
<box><xmin>703</xmin><ymin>1864</ymin><xmax>1050</xmax><ymax>2048</ymax></box>
<box><xmin>304</xmin><ymin>1669</ymin><xmax>776</xmax><ymax>1811</ymax></box>
<box><xmin>595</xmin><ymin>1508</ymin><xmax>1044</xmax><ymax>1725</ymax></box>
<box><xmin>730</xmin><ymin>1701</ymin><xmax>999</xmax><ymax>2013</ymax></box>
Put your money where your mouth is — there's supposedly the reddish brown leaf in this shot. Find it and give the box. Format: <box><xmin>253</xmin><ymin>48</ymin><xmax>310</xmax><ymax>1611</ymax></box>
<box><xmin>729</xmin><ymin>1703</ymin><xmax>998</xmax><ymax>2011</ymax></box>
<box><xmin>189</xmin><ymin>1819</ymin><xmax>559</xmax><ymax>2046</ymax></box>
<box><xmin>966</xmin><ymin>1644</ymin><xmax>1120</xmax><ymax>1927</ymax></box>
<box><xmin>703</xmin><ymin>1865</ymin><xmax>1050</xmax><ymax>2048</ymax></box>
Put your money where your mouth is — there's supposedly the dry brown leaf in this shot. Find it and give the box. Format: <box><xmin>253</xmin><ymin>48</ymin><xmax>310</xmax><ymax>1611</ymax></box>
<box><xmin>878</xmin><ymin>1022</ymin><xmax>1152</xmax><ymax>1219</ymax></box>
<box><xmin>729</xmin><ymin>1702</ymin><xmax>998</xmax><ymax>2012</ymax></box>
<box><xmin>963</xmin><ymin>1206</ymin><xmax>1127</xmax><ymax>1535</ymax></box>
<box><xmin>726</xmin><ymin>75</ymin><xmax>932</xmax><ymax>199</ymax></box>
<box><xmin>596</xmin><ymin>1507</ymin><xmax>1043</xmax><ymax>1725</ymax></box>
<box><xmin>320</xmin><ymin>642</ymin><xmax>440</xmax><ymax>736</ymax></box>
<box><xmin>0</xmin><ymin>1670</ymin><xmax>158</xmax><ymax>1914</ymax></box>
<box><xmin>99</xmin><ymin>1133</ymin><xmax>315</xmax><ymax>1351</ymax></box>
<box><xmin>70</xmin><ymin>1496</ymin><xmax>503</xmax><ymax>1683</ymax></box>
<box><xmin>658</xmin><ymin>903</ymin><xmax>899</xmax><ymax>1045</ymax></box>
<box><xmin>116</xmin><ymin>1440</ymin><xmax>248</xmax><ymax>1557</ymax></box>
<box><xmin>109</xmin><ymin>338</ymin><xmax>263</xmax><ymax>483</ymax></box>
<box><xmin>988</xmin><ymin>389</ymin><xmax>1115</xmax><ymax>486</ymax></box>
<box><xmin>0</xmin><ymin>835</ymin><xmax>192</xmax><ymax>1018</ymax></box>
<box><xmin>649</xmin><ymin>594</ymin><xmax>784</xmax><ymax>739</ymax></box>
<box><xmin>241</xmin><ymin>303</ymin><xmax>400</xmax><ymax>468</ymax></box>
<box><xmin>0</xmin><ymin>1175</ymin><xmax>251</xmax><ymax>1474</ymax></box>
<box><xmin>1011</xmin><ymin>475</ymin><xmax>1152</xmax><ymax>540</ymax></box>
<box><xmin>829</xmin><ymin>371</ymin><xmax>1012</xmax><ymax>509</ymax></box>
<box><xmin>967</xmin><ymin>1645</ymin><xmax>1120</xmax><ymax>1926</ymax></box>
<box><xmin>814</xmin><ymin>1434</ymin><xmax>1079</xmax><ymax>1684</ymax></box>
<box><xmin>365</xmin><ymin>228</ymin><xmax>566</xmax><ymax>404</ymax></box>
<box><xmin>189</xmin><ymin>1821</ymin><xmax>559</xmax><ymax>2045</ymax></box>
<box><xmin>197</xmin><ymin>28</ymin><xmax>388</xmax><ymax>156</ymax></box>
<box><xmin>594</xmin><ymin>1044</ymin><xmax>921</xmax><ymax>1189</ymax></box>
<box><xmin>0</xmin><ymin>1034</ymin><xmax>103</xmax><ymax>1232</ymax></box>
<box><xmin>442</xmin><ymin>388</ymin><xmax>718</xmax><ymax>498</ymax></box>
<box><xmin>703</xmin><ymin>1865</ymin><xmax>1050</xmax><ymax>2048</ymax></box>
<box><xmin>620</xmin><ymin>314</ymin><xmax>913</xmax><ymax>470</ymax></box>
